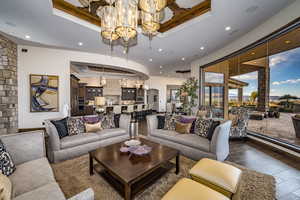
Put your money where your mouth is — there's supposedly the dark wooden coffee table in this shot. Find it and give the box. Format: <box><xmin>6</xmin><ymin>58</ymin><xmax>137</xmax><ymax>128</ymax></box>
<box><xmin>89</xmin><ymin>138</ymin><xmax>179</xmax><ymax>200</ymax></box>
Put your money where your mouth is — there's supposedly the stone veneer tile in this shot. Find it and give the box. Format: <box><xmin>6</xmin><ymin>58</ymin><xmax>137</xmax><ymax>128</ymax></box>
<box><xmin>0</xmin><ymin>34</ymin><xmax>17</xmax><ymax>135</ymax></box>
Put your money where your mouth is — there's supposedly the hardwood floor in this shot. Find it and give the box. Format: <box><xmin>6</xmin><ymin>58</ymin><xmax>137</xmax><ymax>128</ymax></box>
<box><xmin>138</xmin><ymin>120</ymin><xmax>300</xmax><ymax>200</ymax></box>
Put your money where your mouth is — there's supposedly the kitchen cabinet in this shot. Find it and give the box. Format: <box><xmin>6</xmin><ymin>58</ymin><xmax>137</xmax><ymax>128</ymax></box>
<box><xmin>121</xmin><ymin>88</ymin><xmax>136</xmax><ymax>100</ymax></box>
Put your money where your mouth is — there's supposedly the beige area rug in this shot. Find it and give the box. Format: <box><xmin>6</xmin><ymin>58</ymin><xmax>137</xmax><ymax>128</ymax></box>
<box><xmin>51</xmin><ymin>155</ymin><xmax>276</xmax><ymax>200</ymax></box>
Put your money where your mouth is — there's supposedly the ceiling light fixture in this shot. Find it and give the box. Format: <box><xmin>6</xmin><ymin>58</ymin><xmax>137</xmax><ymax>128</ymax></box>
<box><xmin>25</xmin><ymin>35</ymin><xmax>31</xmax><ymax>39</ymax></box>
<box><xmin>78</xmin><ymin>42</ymin><xmax>83</xmax><ymax>46</ymax></box>
<box><xmin>225</xmin><ymin>26</ymin><xmax>231</xmax><ymax>31</ymax></box>
<box><xmin>251</xmin><ymin>52</ymin><xmax>255</xmax><ymax>55</ymax></box>
<box><xmin>159</xmin><ymin>65</ymin><xmax>163</xmax><ymax>68</ymax></box>
<box><xmin>149</xmin><ymin>58</ymin><xmax>153</xmax><ymax>62</ymax></box>
<box><xmin>285</xmin><ymin>40</ymin><xmax>291</xmax><ymax>44</ymax></box>
<box><xmin>158</xmin><ymin>48</ymin><xmax>163</xmax><ymax>52</ymax></box>
<box><xmin>200</xmin><ymin>46</ymin><xmax>205</xmax><ymax>50</ymax></box>
<box><xmin>160</xmin><ymin>71</ymin><xmax>162</xmax><ymax>74</ymax></box>
<box><xmin>181</xmin><ymin>57</ymin><xmax>185</xmax><ymax>61</ymax></box>
<box><xmin>79</xmin><ymin>0</ymin><xmax>167</xmax><ymax>52</ymax></box>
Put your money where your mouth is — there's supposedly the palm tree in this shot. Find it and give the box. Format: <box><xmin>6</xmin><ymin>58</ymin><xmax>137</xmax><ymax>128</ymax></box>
<box><xmin>250</xmin><ymin>91</ymin><xmax>258</xmax><ymax>104</ymax></box>
<box><xmin>279</xmin><ymin>94</ymin><xmax>298</xmax><ymax>108</ymax></box>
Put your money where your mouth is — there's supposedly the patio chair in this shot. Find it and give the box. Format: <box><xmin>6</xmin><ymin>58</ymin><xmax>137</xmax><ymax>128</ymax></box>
<box><xmin>229</xmin><ymin>107</ymin><xmax>249</xmax><ymax>139</ymax></box>
<box><xmin>292</xmin><ymin>115</ymin><xmax>300</xmax><ymax>138</ymax></box>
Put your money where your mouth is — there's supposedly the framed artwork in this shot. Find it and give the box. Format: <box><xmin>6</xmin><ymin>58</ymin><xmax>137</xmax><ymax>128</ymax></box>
<box><xmin>170</xmin><ymin>89</ymin><xmax>180</xmax><ymax>101</ymax></box>
<box><xmin>30</xmin><ymin>74</ymin><xmax>59</xmax><ymax>112</ymax></box>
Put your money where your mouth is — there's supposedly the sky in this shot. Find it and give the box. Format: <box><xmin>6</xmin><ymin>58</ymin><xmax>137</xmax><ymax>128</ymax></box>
<box><xmin>231</xmin><ymin>47</ymin><xmax>300</xmax><ymax>97</ymax></box>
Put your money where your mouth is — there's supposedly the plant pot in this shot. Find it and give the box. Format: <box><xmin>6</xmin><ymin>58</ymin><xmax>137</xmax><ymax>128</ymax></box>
<box><xmin>274</xmin><ymin>111</ymin><xmax>280</xmax><ymax>118</ymax></box>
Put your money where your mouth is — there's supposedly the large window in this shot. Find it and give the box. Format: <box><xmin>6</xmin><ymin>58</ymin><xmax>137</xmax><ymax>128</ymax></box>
<box><xmin>200</xmin><ymin>21</ymin><xmax>300</xmax><ymax>147</ymax></box>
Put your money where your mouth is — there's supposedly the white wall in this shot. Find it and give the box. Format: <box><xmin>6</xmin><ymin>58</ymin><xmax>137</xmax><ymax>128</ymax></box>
<box><xmin>145</xmin><ymin>76</ymin><xmax>186</xmax><ymax>112</ymax></box>
<box><xmin>18</xmin><ymin>46</ymin><xmax>149</xmax><ymax>128</ymax></box>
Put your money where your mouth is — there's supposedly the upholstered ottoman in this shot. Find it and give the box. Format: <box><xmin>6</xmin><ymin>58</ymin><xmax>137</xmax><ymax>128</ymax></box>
<box><xmin>189</xmin><ymin>158</ymin><xmax>242</xmax><ymax>197</ymax></box>
<box><xmin>162</xmin><ymin>178</ymin><xmax>229</xmax><ymax>200</ymax></box>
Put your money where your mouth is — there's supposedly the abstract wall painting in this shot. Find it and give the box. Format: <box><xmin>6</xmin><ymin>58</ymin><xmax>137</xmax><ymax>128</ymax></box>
<box><xmin>30</xmin><ymin>74</ymin><xmax>59</xmax><ymax>112</ymax></box>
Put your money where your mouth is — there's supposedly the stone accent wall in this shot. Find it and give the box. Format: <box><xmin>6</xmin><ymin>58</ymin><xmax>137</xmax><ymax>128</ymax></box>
<box><xmin>0</xmin><ymin>34</ymin><xmax>18</xmax><ymax>135</ymax></box>
<box><xmin>257</xmin><ymin>65</ymin><xmax>270</xmax><ymax>112</ymax></box>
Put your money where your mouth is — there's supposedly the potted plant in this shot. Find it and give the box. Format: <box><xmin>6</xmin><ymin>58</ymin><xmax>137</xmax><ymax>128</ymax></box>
<box><xmin>177</xmin><ymin>77</ymin><xmax>198</xmax><ymax>115</ymax></box>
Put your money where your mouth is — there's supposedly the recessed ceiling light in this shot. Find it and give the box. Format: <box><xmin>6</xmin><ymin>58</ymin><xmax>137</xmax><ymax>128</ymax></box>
<box><xmin>25</xmin><ymin>35</ymin><xmax>30</xmax><ymax>39</ymax></box>
<box><xmin>158</xmin><ymin>48</ymin><xmax>163</xmax><ymax>52</ymax></box>
<box><xmin>160</xmin><ymin>65</ymin><xmax>163</xmax><ymax>69</ymax></box>
<box><xmin>285</xmin><ymin>40</ymin><xmax>291</xmax><ymax>44</ymax></box>
<box><xmin>149</xmin><ymin>58</ymin><xmax>153</xmax><ymax>62</ymax></box>
<box><xmin>78</xmin><ymin>42</ymin><xmax>83</xmax><ymax>46</ymax></box>
<box><xmin>181</xmin><ymin>57</ymin><xmax>185</xmax><ymax>61</ymax></box>
<box><xmin>225</xmin><ymin>26</ymin><xmax>231</xmax><ymax>31</ymax></box>
<box><xmin>251</xmin><ymin>52</ymin><xmax>255</xmax><ymax>55</ymax></box>
<box><xmin>200</xmin><ymin>46</ymin><xmax>205</xmax><ymax>50</ymax></box>
<box><xmin>123</xmin><ymin>50</ymin><xmax>127</xmax><ymax>54</ymax></box>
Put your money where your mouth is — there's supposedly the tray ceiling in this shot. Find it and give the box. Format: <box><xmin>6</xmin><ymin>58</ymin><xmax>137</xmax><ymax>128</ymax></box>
<box><xmin>53</xmin><ymin>0</ymin><xmax>211</xmax><ymax>33</ymax></box>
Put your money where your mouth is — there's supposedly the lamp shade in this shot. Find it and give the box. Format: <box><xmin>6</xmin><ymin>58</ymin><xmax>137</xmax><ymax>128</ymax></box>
<box><xmin>95</xmin><ymin>97</ymin><xmax>106</xmax><ymax>106</ymax></box>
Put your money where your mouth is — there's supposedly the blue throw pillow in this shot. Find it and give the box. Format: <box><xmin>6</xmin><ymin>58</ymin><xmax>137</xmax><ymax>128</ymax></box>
<box><xmin>51</xmin><ymin>118</ymin><xmax>69</xmax><ymax>138</ymax></box>
<box><xmin>157</xmin><ymin>115</ymin><xmax>165</xmax><ymax>129</ymax></box>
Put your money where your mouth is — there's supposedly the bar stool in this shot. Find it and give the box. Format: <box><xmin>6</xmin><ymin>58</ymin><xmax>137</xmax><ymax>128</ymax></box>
<box><xmin>142</xmin><ymin>104</ymin><xmax>148</xmax><ymax>119</ymax></box>
<box><xmin>124</xmin><ymin>105</ymin><xmax>136</xmax><ymax>121</ymax></box>
<box><xmin>136</xmin><ymin>104</ymin><xmax>143</xmax><ymax>121</ymax></box>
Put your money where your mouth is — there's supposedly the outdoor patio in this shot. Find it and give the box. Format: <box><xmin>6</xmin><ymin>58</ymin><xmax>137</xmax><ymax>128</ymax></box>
<box><xmin>248</xmin><ymin>112</ymin><xmax>300</xmax><ymax>146</ymax></box>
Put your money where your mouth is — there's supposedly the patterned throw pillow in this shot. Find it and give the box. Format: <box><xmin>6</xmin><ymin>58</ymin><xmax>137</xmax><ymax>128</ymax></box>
<box><xmin>164</xmin><ymin>114</ymin><xmax>181</xmax><ymax>131</ymax></box>
<box><xmin>67</xmin><ymin>117</ymin><xmax>85</xmax><ymax>135</ymax></box>
<box><xmin>0</xmin><ymin>140</ymin><xmax>16</xmax><ymax>176</ymax></box>
<box><xmin>194</xmin><ymin>118</ymin><xmax>213</xmax><ymax>138</ymax></box>
<box><xmin>101</xmin><ymin>113</ymin><xmax>116</xmax><ymax>129</ymax></box>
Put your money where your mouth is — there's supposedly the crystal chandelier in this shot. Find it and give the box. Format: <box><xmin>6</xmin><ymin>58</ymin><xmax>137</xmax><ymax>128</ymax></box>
<box><xmin>79</xmin><ymin>0</ymin><xmax>167</xmax><ymax>50</ymax></box>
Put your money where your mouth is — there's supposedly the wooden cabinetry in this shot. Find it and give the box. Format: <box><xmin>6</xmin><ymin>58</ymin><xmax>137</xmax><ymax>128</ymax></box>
<box><xmin>70</xmin><ymin>75</ymin><xmax>103</xmax><ymax>116</ymax></box>
<box><xmin>121</xmin><ymin>88</ymin><xmax>136</xmax><ymax>101</ymax></box>
<box><xmin>70</xmin><ymin>75</ymin><xmax>80</xmax><ymax>116</ymax></box>
<box><xmin>85</xmin><ymin>86</ymin><xmax>103</xmax><ymax>100</ymax></box>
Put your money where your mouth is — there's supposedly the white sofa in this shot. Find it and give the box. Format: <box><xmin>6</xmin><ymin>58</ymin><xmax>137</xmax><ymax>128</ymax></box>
<box><xmin>146</xmin><ymin>115</ymin><xmax>232</xmax><ymax>161</ymax></box>
<box><xmin>44</xmin><ymin>114</ymin><xmax>131</xmax><ymax>163</ymax></box>
<box><xmin>0</xmin><ymin>131</ymin><xmax>94</xmax><ymax>200</ymax></box>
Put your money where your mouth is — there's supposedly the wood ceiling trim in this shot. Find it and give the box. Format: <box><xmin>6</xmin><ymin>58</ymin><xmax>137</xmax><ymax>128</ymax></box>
<box><xmin>52</xmin><ymin>0</ymin><xmax>211</xmax><ymax>33</ymax></box>
<box><xmin>52</xmin><ymin>0</ymin><xmax>102</xmax><ymax>27</ymax></box>
<box><xmin>88</xmin><ymin>66</ymin><xmax>135</xmax><ymax>74</ymax></box>
<box><xmin>159</xmin><ymin>0</ymin><xmax>211</xmax><ymax>33</ymax></box>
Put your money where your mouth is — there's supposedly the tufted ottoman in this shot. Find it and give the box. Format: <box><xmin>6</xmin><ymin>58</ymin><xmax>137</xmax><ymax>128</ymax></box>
<box><xmin>162</xmin><ymin>178</ymin><xmax>229</xmax><ymax>200</ymax></box>
<box><xmin>189</xmin><ymin>158</ymin><xmax>242</xmax><ymax>198</ymax></box>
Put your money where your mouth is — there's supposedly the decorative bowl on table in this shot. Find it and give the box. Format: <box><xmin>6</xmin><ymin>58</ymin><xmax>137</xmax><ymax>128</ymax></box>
<box><xmin>124</xmin><ymin>139</ymin><xmax>141</xmax><ymax>147</ymax></box>
<box><xmin>120</xmin><ymin>146</ymin><xmax>129</xmax><ymax>153</ymax></box>
<box><xmin>129</xmin><ymin>145</ymin><xmax>152</xmax><ymax>156</ymax></box>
